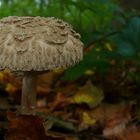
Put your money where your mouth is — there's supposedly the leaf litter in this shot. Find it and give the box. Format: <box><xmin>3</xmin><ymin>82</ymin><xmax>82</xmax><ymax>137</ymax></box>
<box><xmin>0</xmin><ymin>70</ymin><xmax>139</xmax><ymax>140</ymax></box>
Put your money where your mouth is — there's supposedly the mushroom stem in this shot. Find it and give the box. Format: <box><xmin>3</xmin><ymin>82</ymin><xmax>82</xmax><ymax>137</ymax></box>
<box><xmin>21</xmin><ymin>72</ymin><xmax>37</xmax><ymax>115</ymax></box>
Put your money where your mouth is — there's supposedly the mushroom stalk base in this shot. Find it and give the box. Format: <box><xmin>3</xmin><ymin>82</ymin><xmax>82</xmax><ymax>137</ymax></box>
<box><xmin>21</xmin><ymin>72</ymin><xmax>37</xmax><ymax>115</ymax></box>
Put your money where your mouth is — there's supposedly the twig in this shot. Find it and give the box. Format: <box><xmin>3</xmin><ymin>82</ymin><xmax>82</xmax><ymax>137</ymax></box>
<box><xmin>87</xmin><ymin>31</ymin><xmax>119</xmax><ymax>47</ymax></box>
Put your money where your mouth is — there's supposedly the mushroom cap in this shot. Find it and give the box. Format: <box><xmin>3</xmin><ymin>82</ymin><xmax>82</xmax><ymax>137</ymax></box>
<box><xmin>0</xmin><ymin>16</ymin><xmax>83</xmax><ymax>71</ymax></box>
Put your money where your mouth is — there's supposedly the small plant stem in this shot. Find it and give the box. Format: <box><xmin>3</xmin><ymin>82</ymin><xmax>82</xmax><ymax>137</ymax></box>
<box><xmin>21</xmin><ymin>72</ymin><xmax>37</xmax><ymax>115</ymax></box>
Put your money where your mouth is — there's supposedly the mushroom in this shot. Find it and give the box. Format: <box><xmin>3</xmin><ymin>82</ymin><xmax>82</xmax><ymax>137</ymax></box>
<box><xmin>0</xmin><ymin>16</ymin><xmax>83</xmax><ymax>115</ymax></box>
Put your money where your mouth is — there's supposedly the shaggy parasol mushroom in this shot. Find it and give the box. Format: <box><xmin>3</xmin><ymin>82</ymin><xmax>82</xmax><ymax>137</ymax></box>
<box><xmin>0</xmin><ymin>16</ymin><xmax>83</xmax><ymax>115</ymax></box>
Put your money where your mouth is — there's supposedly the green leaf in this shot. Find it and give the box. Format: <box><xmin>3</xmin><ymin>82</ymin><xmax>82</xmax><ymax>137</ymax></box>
<box><xmin>63</xmin><ymin>61</ymin><xmax>87</xmax><ymax>81</ymax></box>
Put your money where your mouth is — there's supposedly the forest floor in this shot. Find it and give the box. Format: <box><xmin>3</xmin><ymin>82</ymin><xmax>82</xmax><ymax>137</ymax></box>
<box><xmin>0</xmin><ymin>70</ymin><xmax>140</xmax><ymax>140</ymax></box>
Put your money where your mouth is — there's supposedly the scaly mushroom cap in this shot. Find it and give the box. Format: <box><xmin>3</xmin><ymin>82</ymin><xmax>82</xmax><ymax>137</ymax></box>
<box><xmin>0</xmin><ymin>16</ymin><xmax>83</xmax><ymax>71</ymax></box>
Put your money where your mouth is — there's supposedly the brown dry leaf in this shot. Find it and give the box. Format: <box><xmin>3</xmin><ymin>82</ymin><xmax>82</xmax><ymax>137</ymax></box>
<box><xmin>104</xmin><ymin>125</ymin><xmax>140</xmax><ymax>140</ymax></box>
<box><xmin>38</xmin><ymin>72</ymin><xmax>56</xmax><ymax>84</ymax></box>
<box><xmin>6</xmin><ymin>112</ymin><xmax>68</xmax><ymax>140</ymax></box>
<box><xmin>102</xmin><ymin>103</ymin><xmax>132</xmax><ymax>139</ymax></box>
<box><xmin>75</xmin><ymin>103</ymin><xmax>132</xmax><ymax>134</ymax></box>
<box><xmin>37</xmin><ymin>71</ymin><xmax>60</xmax><ymax>96</ymax></box>
<box><xmin>126</xmin><ymin>131</ymin><xmax>140</xmax><ymax>140</ymax></box>
<box><xmin>6</xmin><ymin>111</ymin><xmax>47</xmax><ymax>140</ymax></box>
<box><xmin>37</xmin><ymin>86</ymin><xmax>51</xmax><ymax>96</ymax></box>
<box><xmin>46</xmin><ymin>131</ymin><xmax>77</xmax><ymax>140</ymax></box>
<box><xmin>0</xmin><ymin>71</ymin><xmax>5</xmax><ymax>81</ymax></box>
<box><xmin>87</xmin><ymin>103</ymin><xmax>131</xmax><ymax>123</ymax></box>
<box><xmin>65</xmin><ymin>137</ymin><xmax>79</xmax><ymax>140</ymax></box>
<box><xmin>56</xmin><ymin>81</ymin><xmax>78</xmax><ymax>96</ymax></box>
<box><xmin>48</xmin><ymin>92</ymin><xmax>69</xmax><ymax>111</ymax></box>
<box><xmin>37</xmin><ymin>98</ymin><xmax>47</xmax><ymax>108</ymax></box>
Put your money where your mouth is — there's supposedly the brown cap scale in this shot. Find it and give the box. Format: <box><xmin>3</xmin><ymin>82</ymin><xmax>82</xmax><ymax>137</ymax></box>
<box><xmin>0</xmin><ymin>16</ymin><xmax>83</xmax><ymax>115</ymax></box>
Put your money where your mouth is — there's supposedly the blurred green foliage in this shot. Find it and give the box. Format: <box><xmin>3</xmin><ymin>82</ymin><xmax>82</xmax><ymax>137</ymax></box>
<box><xmin>0</xmin><ymin>0</ymin><xmax>140</xmax><ymax>82</ymax></box>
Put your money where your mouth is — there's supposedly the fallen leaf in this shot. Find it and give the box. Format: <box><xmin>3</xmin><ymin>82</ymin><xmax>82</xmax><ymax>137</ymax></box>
<box><xmin>56</xmin><ymin>81</ymin><xmax>78</xmax><ymax>96</ymax></box>
<box><xmin>103</xmin><ymin>103</ymin><xmax>132</xmax><ymax>139</ymax></box>
<box><xmin>6</xmin><ymin>112</ymin><xmax>47</xmax><ymax>140</ymax></box>
<box><xmin>53</xmin><ymin>68</ymin><xmax>64</xmax><ymax>74</ymax></box>
<box><xmin>44</xmin><ymin>115</ymin><xmax>76</xmax><ymax>133</ymax></box>
<box><xmin>37</xmin><ymin>71</ymin><xmax>60</xmax><ymax>96</ymax></box>
<box><xmin>0</xmin><ymin>72</ymin><xmax>4</xmax><ymax>81</ymax></box>
<box><xmin>70</xmin><ymin>81</ymin><xmax>104</xmax><ymax>108</ymax></box>
<box><xmin>105</xmin><ymin>43</ymin><xmax>113</xmax><ymax>51</ymax></box>
<box><xmin>6</xmin><ymin>112</ymin><xmax>72</xmax><ymax>140</ymax></box>
<box><xmin>82</xmin><ymin>112</ymin><xmax>96</xmax><ymax>126</ymax></box>
<box><xmin>84</xmin><ymin>70</ymin><xmax>95</xmax><ymax>76</ymax></box>
<box><xmin>37</xmin><ymin>98</ymin><xmax>47</xmax><ymax>108</ymax></box>
<box><xmin>78</xmin><ymin>111</ymin><xmax>96</xmax><ymax>131</ymax></box>
<box><xmin>48</xmin><ymin>92</ymin><xmax>69</xmax><ymax>111</ymax></box>
<box><xmin>37</xmin><ymin>86</ymin><xmax>51</xmax><ymax>96</ymax></box>
<box><xmin>5</xmin><ymin>83</ymin><xmax>17</xmax><ymax>94</ymax></box>
<box><xmin>126</xmin><ymin>131</ymin><xmax>140</xmax><ymax>140</ymax></box>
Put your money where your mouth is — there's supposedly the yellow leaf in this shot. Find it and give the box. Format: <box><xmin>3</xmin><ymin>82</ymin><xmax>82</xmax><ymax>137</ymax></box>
<box><xmin>105</xmin><ymin>43</ymin><xmax>113</xmax><ymax>51</ymax></box>
<box><xmin>5</xmin><ymin>83</ymin><xmax>17</xmax><ymax>94</ymax></box>
<box><xmin>82</xmin><ymin>112</ymin><xmax>96</xmax><ymax>125</ymax></box>
<box><xmin>85</xmin><ymin>69</ymin><xmax>95</xmax><ymax>76</ymax></box>
<box><xmin>96</xmin><ymin>48</ymin><xmax>101</xmax><ymax>52</ymax></box>
<box><xmin>0</xmin><ymin>72</ymin><xmax>4</xmax><ymax>81</ymax></box>
<box><xmin>53</xmin><ymin>68</ymin><xmax>64</xmax><ymax>74</ymax></box>
<box><xmin>70</xmin><ymin>81</ymin><xmax>104</xmax><ymax>108</ymax></box>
